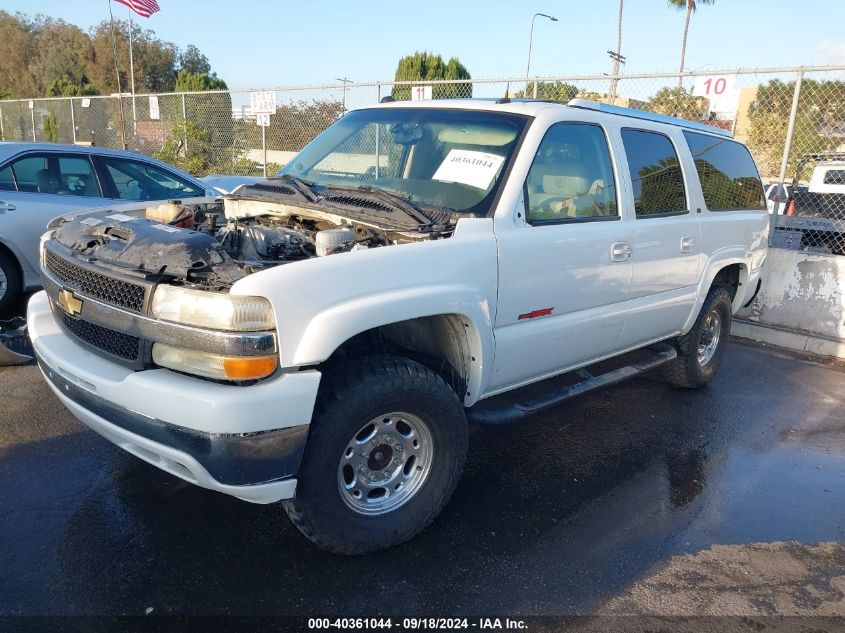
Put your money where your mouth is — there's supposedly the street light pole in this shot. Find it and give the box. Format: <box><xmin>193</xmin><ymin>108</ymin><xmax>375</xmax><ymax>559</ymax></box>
<box><xmin>526</xmin><ymin>13</ymin><xmax>558</xmax><ymax>96</ymax></box>
<box><xmin>336</xmin><ymin>77</ymin><xmax>353</xmax><ymax>113</ymax></box>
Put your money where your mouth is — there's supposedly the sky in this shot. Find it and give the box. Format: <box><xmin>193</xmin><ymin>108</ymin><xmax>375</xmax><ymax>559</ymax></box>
<box><xmin>4</xmin><ymin>0</ymin><xmax>845</xmax><ymax>90</ymax></box>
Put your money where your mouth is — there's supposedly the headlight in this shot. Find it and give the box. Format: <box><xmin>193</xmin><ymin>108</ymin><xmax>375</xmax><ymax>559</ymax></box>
<box><xmin>39</xmin><ymin>231</ymin><xmax>53</xmax><ymax>268</ymax></box>
<box><xmin>151</xmin><ymin>286</ymin><xmax>275</xmax><ymax>331</ymax></box>
<box><xmin>152</xmin><ymin>343</ymin><xmax>277</xmax><ymax>381</ymax></box>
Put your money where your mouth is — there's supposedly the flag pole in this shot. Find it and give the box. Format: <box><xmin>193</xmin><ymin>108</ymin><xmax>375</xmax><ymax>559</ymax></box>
<box><xmin>127</xmin><ymin>6</ymin><xmax>137</xmax><ymax>135</ymax></box>
<box><xmin>107</xmin><ymin>0</ymin><xmax>128</xmax><ymax>149</ymax></box>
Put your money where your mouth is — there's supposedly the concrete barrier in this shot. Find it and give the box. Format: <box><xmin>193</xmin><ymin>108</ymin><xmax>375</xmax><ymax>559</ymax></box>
<box><xmin>734</xmin><ymin>247</ymin><xmax>845</xmax><ymax>358</ymax></box>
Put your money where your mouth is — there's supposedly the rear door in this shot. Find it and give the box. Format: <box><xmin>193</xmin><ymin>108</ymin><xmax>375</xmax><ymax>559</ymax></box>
<box><xmin>617</xmin><ymin>127</ymin><xmax>701</xmax><ymax>347</ymax></box>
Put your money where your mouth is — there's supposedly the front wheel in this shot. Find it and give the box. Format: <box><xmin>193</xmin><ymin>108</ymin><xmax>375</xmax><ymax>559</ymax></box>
<box><xmin>663</xmin><ymin>286</ymin><xmax>733</xmax><ymax>389</ymax></box>
<box><xmin>0</xmin><ymin>251</ymin><xmax>21</xmax><ymax>316</ymax></box>
<box><xmin>284</xmin><ymin>355</ymin><xmax>468</xmax><ymax>554</ymax></box>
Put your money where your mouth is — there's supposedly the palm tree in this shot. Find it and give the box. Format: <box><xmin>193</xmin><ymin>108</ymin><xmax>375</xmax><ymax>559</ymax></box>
<box><xmin>668</xmin><ymin>0</ymin><xmax>715</xmax><ymax>86</ymax></box>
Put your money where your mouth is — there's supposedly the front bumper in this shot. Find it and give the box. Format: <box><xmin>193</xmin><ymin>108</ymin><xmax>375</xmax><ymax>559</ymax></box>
<box><xmin>28</xmin><ymin>291</ymin><xmax>323</xmax><ymax>503</ymax></box>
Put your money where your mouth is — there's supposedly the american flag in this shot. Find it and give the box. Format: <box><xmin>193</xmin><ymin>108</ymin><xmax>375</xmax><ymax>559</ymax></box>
<box><xmin>113</xmin><ymin>0</ymin><xmax>161</xmax><ymax>18</ymax></box>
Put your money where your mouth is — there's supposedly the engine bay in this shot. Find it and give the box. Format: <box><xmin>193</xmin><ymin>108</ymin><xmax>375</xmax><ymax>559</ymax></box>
<box><xmin>49</xmin><ymin>195</ymin><xmax>447</xmax><ymax>291</ymax></box>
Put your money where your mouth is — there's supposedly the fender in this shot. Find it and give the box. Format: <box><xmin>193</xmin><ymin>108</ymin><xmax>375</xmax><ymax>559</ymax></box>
<box><xmin>681</xmin><ymin>246</ymin><xmax>750</xmax><ymax>333</ymax></box>
<box><xmin>292</xmin><ymin>285</ymin><xmax>494</xmax><ymax>406</ymax></box>
<box><xmin>229</xmin><ymin>218</ymin><xmax>500</xmax><ymax>406</ymax></box>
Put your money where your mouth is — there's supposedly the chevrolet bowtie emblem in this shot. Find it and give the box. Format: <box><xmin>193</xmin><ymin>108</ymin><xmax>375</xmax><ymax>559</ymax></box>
<box><xmin>57</xmin><ymin>289</ymin><xmax>83</xmax><ymax>317</ymax></box>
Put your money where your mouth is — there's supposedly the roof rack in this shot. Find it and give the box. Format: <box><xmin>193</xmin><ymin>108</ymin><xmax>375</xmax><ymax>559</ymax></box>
<box><xmin>567</xmin><ymin>98</ymin><xmax>733</xmax><ymax>138</ymax></box>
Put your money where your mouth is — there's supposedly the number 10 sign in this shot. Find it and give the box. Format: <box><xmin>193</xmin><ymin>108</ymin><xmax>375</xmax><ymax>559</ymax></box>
<box><xmin>692</xmin><ymin>75</ymin><xmax>739</xmax><ymax>115</ymax></box>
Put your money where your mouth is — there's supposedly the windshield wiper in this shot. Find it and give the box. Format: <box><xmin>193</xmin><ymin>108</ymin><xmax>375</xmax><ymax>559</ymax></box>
<box><xmin>270</xmin><ymin>174</ymin><xmax>319</xmax><ymax>202</ymax></box>
<box><xmin>324</xmin><ymin>184</ymin><xmax>443</xmax><ymax>226</ymax></box>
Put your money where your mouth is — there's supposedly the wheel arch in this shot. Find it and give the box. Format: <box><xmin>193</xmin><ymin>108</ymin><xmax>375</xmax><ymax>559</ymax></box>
<box><xmin>308</xmin><ymin>312</ymin><xmax>491</xmax><ymax>407</ymax></box>
<box><xmin>682</xmin><ymin>252</ymin><xmax>749</xmax><ymax>333</ymax></box>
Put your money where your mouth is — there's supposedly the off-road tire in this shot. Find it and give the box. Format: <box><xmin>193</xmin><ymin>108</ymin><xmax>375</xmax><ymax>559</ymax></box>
<box><xmin>663</xmin><ymin>285</ymin><xmax>733</xmax><ymax>389</ymax></box>
<box><xmin>0</xmin><ymin>250</ymin><xmax>21</xmax><ymax>316</ymax></box>
<box><xmin>284</xmin><ymin>355</ymin><xmax>468</xmax><ymax>555</ymax></box>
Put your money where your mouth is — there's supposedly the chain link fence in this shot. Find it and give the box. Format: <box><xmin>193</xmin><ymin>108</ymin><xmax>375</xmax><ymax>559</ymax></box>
<box><xmin>2</xmin><ymin>65</ymin><xmax>845</xmax><ymax>253</ymax></box>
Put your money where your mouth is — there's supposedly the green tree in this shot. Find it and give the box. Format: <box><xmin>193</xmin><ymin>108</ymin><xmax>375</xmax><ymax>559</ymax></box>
<box><xmin>0</xmin><ymin>11</ymin><xmax>36</xmax><ymax>98</ymax></box>
<box><xmin>43</xmin><ymin>113</ymin><xmax>58</xmax><ymax>142</ymax></box>
<box><xmin>178</xmin><ymin>44</ymin><xmax>211</xmax><ymax>76</ymax></box>
<box><xmin>391</xmin><ymin>52</ymin><xmax>471</xmax><ymax>100</ymax></box>
<box><xmin>174</xmin><ymin>68</ymin><xmax>227</xmax><ymax>92</ymax></box>
<box><xmin>152</xmin><ymin>120</ymin><xmax>214</xmax><ymax>175</ymax></box>
<box><xmin>514</xmin><ymin>81</ymin><xmax>579</xmax><ymax>102</ymax></box>
<box><xmin>647</xmin><ymin>86</ymin><xmax>708</xmax><ymax>119</ymax></box>
<box><xmin>88</xmin><ymin>20</ymin><xmax>180</xmax><ymax>93</ymax></box>
<box><xmin>0</xmin><ymin>11</ymin><xmax>219</xmax><ymax>99</ymax></box>
<box><xmin>746</xmin><ymin>78</ymin><xmax>845</xmax><ymax>179</ymax></box>
<box><xmin>667</xmin><ymin>0</ymin><xmax>715</xmax><ymax>86</ymax></box>
<box><xmin>48</xmin><ymin>77</ymin><xmax>98</xmax><ymax>97</ymax></box>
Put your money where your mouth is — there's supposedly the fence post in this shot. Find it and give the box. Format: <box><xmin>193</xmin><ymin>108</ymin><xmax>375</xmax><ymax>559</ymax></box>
<box><xmin>770</xmin><ymin>69</ymin><xmax>804</xmax><ymax>241</ymax></box>
<box><xmin>181</xmin><ymin>93</ymin><xmax>188</xmax><ymax>154</ymax></box>
<box><xmin>262</xmin><ymin>124</ymin><xmax>267</xmax><ymax>178</ymax></box>
<box><xmin>0</xmin><ymin>103</ymin><xmax>4</xmax><ymax>141</ymax></box>
<box><xmin>533</xmin><ymin>80</ymin><xmax>538</xmax><ymax>99</ymax></box>
<box><xmin>377</xmin><ymin>82</ymin><xmax>381</xmax><ymax>103</ymax></box>
<box><xmin>69</xmin><ymin>98</ymin><xmax>77</xmax><ymax>144</ymax></box>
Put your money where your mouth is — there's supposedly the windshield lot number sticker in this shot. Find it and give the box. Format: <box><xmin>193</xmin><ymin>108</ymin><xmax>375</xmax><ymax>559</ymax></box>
<box><xmin>433</xmin><ymin>149</ymin><xmax>505</xmax><ymax>190</ymax></box>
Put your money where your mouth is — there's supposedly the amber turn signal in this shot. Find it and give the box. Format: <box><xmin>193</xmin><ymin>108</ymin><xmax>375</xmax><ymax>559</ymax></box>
<box><xmin>222</xmin><ymin>355</ymin><xmax>278</xmax><ymax>380</ymax></box>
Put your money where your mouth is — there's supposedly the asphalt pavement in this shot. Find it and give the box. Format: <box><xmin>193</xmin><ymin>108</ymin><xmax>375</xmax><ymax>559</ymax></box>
<box><xmin>1</xmin><ymin>327</ymin><xmax>844</xmax><ymax>620</ymax></box>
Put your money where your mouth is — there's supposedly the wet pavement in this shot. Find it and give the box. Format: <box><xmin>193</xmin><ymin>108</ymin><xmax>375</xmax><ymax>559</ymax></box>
<box><xmin>1</xmin><ymin>336</ymin><xmax>844</xmax><ymax>617</ymax></box>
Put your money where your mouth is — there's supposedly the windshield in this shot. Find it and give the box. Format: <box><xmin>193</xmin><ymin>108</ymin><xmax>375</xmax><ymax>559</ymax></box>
<box><xmin>279</xmin><ymin>108</ymin><xmax>529</xmax><ymax>215</ymax></box>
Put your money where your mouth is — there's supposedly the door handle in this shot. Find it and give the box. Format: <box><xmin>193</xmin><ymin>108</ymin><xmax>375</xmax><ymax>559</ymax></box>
<box><xmin>680</xmin><ymin>235</ymin><xmax>696</xmax><ymax>253</ymax></box>
<box><xmin>610</xmin><ymin>241</ymin><xmax>632</xmax><ymax>262</ymax></box>
<box><xmin>0</xmin><ymin>202</ymin><xmax>15</xmax><ymax>213</ymax></box>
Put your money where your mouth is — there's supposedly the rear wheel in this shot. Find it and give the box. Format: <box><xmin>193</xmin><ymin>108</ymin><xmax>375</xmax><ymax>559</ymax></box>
<box><xmin>284</xmin><ymin>355</ymin><xmax>468</xmax><ymax>554</ymax></box>
<box><xmin>663</xmin><ymin>286</ymin><xmax>732</xmax><ymax>389</ymax></box>
<box><xmin>0</xmin><ymin>251</ymin><xmax>21</xmax><ymax>316</ymax></box>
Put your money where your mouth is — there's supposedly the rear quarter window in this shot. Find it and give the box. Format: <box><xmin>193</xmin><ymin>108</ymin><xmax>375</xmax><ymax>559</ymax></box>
<box><xmin>822</xmin><ymin>169</ymin><xmax>845</xmax><ymax>185</ymax></box>
<box><xmin>683</xmin><ymin>131</ymin><xmax>765</xmax><ymax>211</ymax></box>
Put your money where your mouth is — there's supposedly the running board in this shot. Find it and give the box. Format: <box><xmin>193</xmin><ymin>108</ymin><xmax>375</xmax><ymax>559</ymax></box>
<box><xmin>466</xmin><ymin>343</ymin><xmax>677</xmax><ymax>425</ymax></box>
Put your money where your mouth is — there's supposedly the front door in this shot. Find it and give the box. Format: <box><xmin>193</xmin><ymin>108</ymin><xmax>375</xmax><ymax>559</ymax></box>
<box><xmin>490</xmin><ymin>121</ymin><xmax>633</xmax><ymax>394</ymax></box>
<box><xmin>0</xmin><ymin>152</ymin><xmax>106</xmax><ymax>273</ymax></box>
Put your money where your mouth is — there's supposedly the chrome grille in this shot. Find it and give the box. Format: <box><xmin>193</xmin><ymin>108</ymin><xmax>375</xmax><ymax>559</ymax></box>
<box><xmin>52</xmin><ymin>302</ymin><xmax>141</xmax><ymax>362</ymax></box>
<box><xmin>45</xmin><ymin>249</ymin><xmax>146</xmax><ymax>313</ymax></box>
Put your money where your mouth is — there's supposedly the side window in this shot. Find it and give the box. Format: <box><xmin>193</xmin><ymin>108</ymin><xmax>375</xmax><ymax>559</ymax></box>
<box><xmin>102</xmin><ymin>158</ymin><xmax>204</xmax><ymax>200</ymax></box>
<box><xmin>823</xmin><ymin>169</ymin><xmax>845</xmax><ymax>185</ymax></box>
<box><xmin>683</xmin><ymin>131</ymin><xmax>766</xmax><ymax>211</ymax></box>
<box><xmin>525</xmin><ymin>122</ymin><xmax>618</xmax><ymax>224</ymax></box>
<box><xmin>10</xmin><ymin>156</ymin><xmax>48</xmax><ymax>193</ymax></box>
<box><xmin>9</xmin><ymin>154</ymin><xmax>100</xmax><ymax>197</ymax></box>
<box><xmin>621</xmin><ymin>129</ymin><xmax>687</xmax><ymax>217</ymax></box>
<box><xmin>56</xmin><ymin>156</ymin><xmax>101</xmax><ymax>197</ymax></box>
<box><xmin>0</xmin><ymin>165</ymin><xmax>15</xmax><ymax>192</ymax></box>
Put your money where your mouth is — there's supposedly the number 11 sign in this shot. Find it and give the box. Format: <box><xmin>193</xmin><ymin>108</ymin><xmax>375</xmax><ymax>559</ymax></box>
<box><xmin>411</xmin><ymin>85</ymin><xmax>432</xmax><ymax>101</ymax></box>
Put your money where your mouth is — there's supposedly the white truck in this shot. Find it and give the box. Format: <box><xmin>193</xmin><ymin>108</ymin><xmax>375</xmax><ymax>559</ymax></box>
<box><xmin>27</xmin><ymin>98</ymin><xmax>768</xmax><ymax>554</ymax></box>
<box><xmin>778</xmin><ymin>156</ymin><xmax>845</xmax><ymax>254</ymax></box>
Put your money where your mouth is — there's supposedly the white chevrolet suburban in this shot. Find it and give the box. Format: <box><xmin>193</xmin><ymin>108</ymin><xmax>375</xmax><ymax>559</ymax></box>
<box><xmin>27</xmin><ymin>98</ymin><xmax>768</xmax><ymax>554</ymax></box>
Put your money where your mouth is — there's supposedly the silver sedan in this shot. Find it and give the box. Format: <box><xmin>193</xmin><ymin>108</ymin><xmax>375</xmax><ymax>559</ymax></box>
<box><xmin>0</xmin><ymin>142</ymin><xmax>249</xmax><ymax>313</ymax></box>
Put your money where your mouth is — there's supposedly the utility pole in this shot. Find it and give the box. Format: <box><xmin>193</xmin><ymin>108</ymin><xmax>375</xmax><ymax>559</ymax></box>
<box><xmin>608</xmin><ymin>0</ymin><xmax>625</xmax><ymax>102</ymax></box>
<box><xmin>607</xmin><ymin>51</ymin><xmax>626</xmax><ymax>102</ymax></box>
